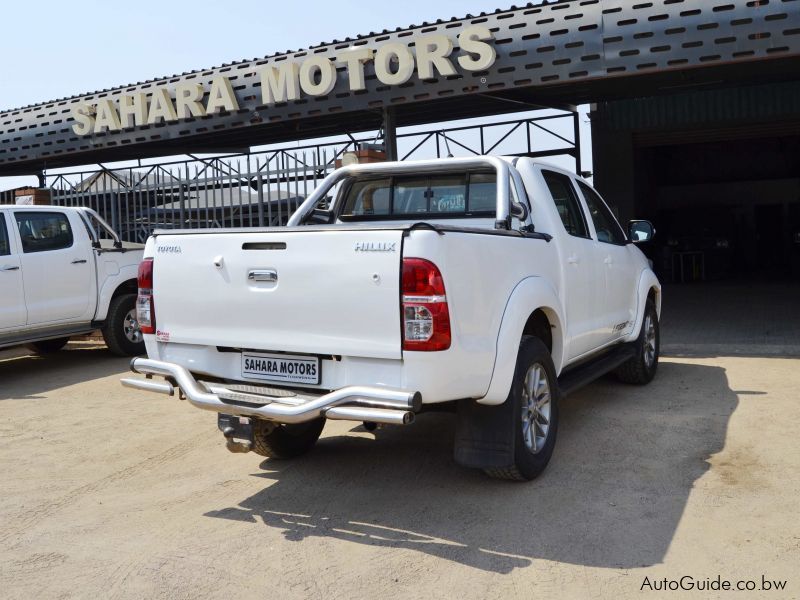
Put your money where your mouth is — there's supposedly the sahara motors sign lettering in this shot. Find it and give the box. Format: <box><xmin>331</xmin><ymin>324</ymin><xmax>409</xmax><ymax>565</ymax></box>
<box><xmin>242</xmin><ymin>352</ymin><xmax>320</xmax><ymax>384</ymax></box>
<box><xmin>70</xmin><ymin>26</ymin><xmax>496</xmax><ymax>137</ymax></box>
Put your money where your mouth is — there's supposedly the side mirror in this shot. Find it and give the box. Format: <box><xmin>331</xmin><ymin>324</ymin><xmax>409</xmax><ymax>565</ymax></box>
<box><xmin>628</xmin><ymin>221</ymin><xmax>656</xmax><ymax>244</ymax></box>
<box><xmin>628</xmin><ymin>220</ymin><xmax>655</xmax><ymax>243</ymax></box>
<box><xmin>510</xmin><ymin>201</ymin><xmax>529</xmax><ymax>222</ymax></box>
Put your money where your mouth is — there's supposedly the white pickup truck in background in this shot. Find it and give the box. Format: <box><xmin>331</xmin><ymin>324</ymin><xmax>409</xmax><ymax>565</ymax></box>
<box><xmin>0</xmin><ymin>205</ymin><xmax>144</xmax><ymax>356</ymax></box>
<box><xmin>122</xmin><ymin>156</ymin><xmax>661</xmax><ymax>480</ymax></box>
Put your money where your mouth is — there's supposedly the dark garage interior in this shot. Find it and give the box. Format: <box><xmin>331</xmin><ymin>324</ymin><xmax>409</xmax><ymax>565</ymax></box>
<box><xmin>592</xmin><ymin>81</ymin><xmax>800</xmax><ymax>353</ymax></box>
<box><xmin>593</xmin><ymin>81</ymin><xmax>800</xmax><ymax>285</ymax></box>
<box><xmin>645</xmin><ymin>134</ymin><xmax>800</xmax><ymax>282</ymax></box>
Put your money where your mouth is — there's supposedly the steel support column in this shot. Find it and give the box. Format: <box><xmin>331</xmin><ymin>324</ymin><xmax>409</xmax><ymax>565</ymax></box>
<box><xmin>383</xmin><ymin>107</ymin><xmax>398</xmax><ymax>161</ymax></box>
<box><xmin>573</xmin><ymin>111</ymin><xmax>583</xmax><ymax>177</ymax></box>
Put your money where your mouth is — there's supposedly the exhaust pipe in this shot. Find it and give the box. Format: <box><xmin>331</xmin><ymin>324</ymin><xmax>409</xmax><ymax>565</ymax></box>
<box><xmin>325</xmin><ymin>406</ymin><xmax>415</xmax><ymax>425</ymax></box>
<box><xmin>121</xmin><ymin>377</ymin><xmax>174</xmax><ymax>396</ymax></box>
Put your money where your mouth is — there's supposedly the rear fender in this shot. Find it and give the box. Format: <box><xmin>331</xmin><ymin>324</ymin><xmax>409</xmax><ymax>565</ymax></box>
<box><xmin>95</xmin><ymin>268</ymin><xmax>138</xmax><ymax>321</ymax></box>
<box><xmin>478</xmin><ymin>277</ymin><xmax>565</xmax><ymax>405</ymax></box>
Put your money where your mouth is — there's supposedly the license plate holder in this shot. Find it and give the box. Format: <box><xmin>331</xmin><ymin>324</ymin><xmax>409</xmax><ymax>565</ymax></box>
<box><xmin>241</xmin><ymin>351</ymin><xmax>321</xmax><ymax>385</ymax></box>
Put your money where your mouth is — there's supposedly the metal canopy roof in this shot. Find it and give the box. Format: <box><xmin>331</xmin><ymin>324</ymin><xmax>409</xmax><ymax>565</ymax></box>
<box><xmin>0</xmin><ymin>0</ymin><xmax>798</xmax><ymax>176</ymax></box>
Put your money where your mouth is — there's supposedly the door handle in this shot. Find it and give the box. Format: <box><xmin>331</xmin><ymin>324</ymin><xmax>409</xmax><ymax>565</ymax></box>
<box><xmin>248</xmin><ymin>269</ymin><xmax>278</xmax><ymax>283</ymax></box>
<box><xmin>0</xmin><ymin>265</ymin><xmax>20</xmax><ymax>271</ymax></box>
<box><xmin>567</xmin><ymin>255</ymin><xmax>580</xmax><ymax>265</ymax></box>
<box><xmin>71</xmin><ymin>259</ymin><xmax>88</xmax><ymax>264</ymax></box>
<box><xmin>604</xmin><ymin>257</ymin><xmax>613</xmax><ymax>265</ymax></box>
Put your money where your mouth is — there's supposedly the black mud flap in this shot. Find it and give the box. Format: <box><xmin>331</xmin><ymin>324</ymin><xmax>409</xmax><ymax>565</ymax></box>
<box><xmin>453</xmin><ymin>398</ymin><xmax>516</xmax><ymax>469</ymax></box>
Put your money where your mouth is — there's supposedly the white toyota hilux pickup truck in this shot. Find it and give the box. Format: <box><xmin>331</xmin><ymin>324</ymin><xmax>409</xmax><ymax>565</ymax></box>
<box><xmin>122</xmin><ymin>157</ymin><xmax>660</xmax><ymax>480</ymax></box>
<box><xmin>0</xmin><ymin>205</ymin><xmax>144</xmax><ymax>356</ymax></box>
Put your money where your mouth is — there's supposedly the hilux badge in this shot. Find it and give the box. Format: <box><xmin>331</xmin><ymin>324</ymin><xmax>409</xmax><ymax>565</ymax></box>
<box><xmin>354</xmin><ymin>242</ymin><xmax>396</xmax><ymax>252</ymax></box>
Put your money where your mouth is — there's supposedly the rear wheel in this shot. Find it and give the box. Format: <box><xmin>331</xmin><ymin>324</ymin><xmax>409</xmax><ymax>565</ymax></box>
<box><xmin>102</xmin><ymin>293</ymin><xmax>145</xmax><ymax>357</ymax></box>
<box><xmin>615</xmin><ymin>299</ymin><xmax>659</xmax><ymax>385</ymax></box>
<box><xmin>252</xmin><ymin>418</ymin><xmax>325</xmax><ymax>459</ymax></box>
<box><xmin>26</xmin><ymin>337</ymin><xmax>70</xmax><ymax>354</ymax></box>
<box><xmin>484</xmin><ymin>336</ymin><xmax>560</xmax><ymax>481</ymax></box>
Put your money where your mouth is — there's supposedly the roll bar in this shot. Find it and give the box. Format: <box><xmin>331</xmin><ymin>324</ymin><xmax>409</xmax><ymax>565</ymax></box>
<box><xmin>78</xmin><ymin>207</ymin><xmax>123</xmax><ymax>248</ymax></box>
<box><xmin>286</xmin><ymin>156</ymin><xmax>530</xmax><ymax>230</ymax></box>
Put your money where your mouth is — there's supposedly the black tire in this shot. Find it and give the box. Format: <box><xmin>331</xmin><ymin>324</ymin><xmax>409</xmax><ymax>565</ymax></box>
<box><xmin>484</xmin><ymin>336</ymin><xmax>560</xmax><ymax>481</ymax></box>
<box><xmin>252</xmin><ymin>418</ymin><xmax>325</xmax><ymax>459</ymax></box>
<box><xmin>26</xmin><ymin>337</ymin><xmax>70</xmax><ymax>354</ymax></box>
<box><xmin>102</xmin><ymin>293</ymin><xmax>145</xmax><ymax>357</ymax></box>
<box><xmin>615</xmin><ymin>300</ymin><xmax>659</xmax><ymax>385</ymax></box>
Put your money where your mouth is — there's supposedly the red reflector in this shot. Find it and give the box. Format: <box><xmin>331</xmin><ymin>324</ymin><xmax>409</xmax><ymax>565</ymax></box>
<box><xmin>401</xmin><ymin>258</ymin><xmax>451</xmax><ymax>352</ymax></box>
<box><xmin>137</xmin><ymin>258</ymin><xmax>155</xmax><ymax>335</ymax></box>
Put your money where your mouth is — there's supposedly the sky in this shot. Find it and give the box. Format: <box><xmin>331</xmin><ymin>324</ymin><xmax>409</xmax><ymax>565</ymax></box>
<box><xmin>0</xmin><ymin>0</ymin><xmax>591</xmax><ymax>189</ymax></box>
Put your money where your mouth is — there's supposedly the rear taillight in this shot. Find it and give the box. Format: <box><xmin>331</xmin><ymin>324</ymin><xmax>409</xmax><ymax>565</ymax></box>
<box><xmin>137</xmin><ymin>258</ymin><xmax>155</xmax><ymax>335</ymax></box>
<box><xmin>401</xmin><ymin>258</ymin><xmax>451</xmax><ymax>351</ymax></box>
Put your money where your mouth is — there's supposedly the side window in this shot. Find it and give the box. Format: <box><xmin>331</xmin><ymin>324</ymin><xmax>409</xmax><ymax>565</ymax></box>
<box><xmin>577</xmin><ymin>182</ymin><xmax>627</xmax><ymax>245</ymax></box>
<box><xmin>0</xmin><ymin>216</ymin><xmax>10</xmax><ymax>256</ymax></box>
<box><xmin>15</xmin><ymin>212</ymin><xmax>74</xmax><ymax>253</ymax></box>
<box><xmin>541</xmin><ymin>170</ymin><xmax>589</xmax><ymax>238</ymax></box>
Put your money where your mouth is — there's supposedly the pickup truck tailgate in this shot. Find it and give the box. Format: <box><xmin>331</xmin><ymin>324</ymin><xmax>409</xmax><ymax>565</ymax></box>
<box><xmin>151</xmin><ymin>229</ymin><xmax>403</xmax><ymax>359</ymax></box>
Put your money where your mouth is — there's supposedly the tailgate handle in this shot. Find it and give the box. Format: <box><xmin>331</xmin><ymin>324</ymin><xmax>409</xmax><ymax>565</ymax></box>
<box><xmin>248</xmin><ymin>269</ymin><xmax>278</xmax><ymax>283</ymax></box>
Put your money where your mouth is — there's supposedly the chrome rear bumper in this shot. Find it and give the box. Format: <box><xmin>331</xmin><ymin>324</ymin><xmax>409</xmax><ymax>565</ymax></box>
<box><xmin>121</xmin><ymin>358</ymin><xmax>421</xmax><ymax>425</ymax></box>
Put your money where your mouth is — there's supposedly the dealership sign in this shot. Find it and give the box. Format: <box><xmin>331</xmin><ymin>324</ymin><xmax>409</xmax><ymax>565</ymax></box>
<box><xmin>70</xmin><ymin>26</ymin><xmax>495</xmax><ymax>136</ymax></box>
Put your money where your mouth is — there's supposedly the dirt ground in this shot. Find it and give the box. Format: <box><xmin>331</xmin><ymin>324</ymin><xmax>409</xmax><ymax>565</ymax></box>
<box><xmin>1</xmin><ymin>342</ymin><xmax>799</xmax><ymax>599</ymax></box>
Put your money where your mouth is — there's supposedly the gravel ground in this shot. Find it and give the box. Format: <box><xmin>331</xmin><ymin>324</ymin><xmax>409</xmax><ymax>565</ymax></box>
<box><xmin>1</xmin><ymin>342</ymin><xmax>798</xmax><ymax>599</ymax></box>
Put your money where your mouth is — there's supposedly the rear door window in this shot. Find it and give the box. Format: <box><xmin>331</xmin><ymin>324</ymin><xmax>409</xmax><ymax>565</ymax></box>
<box><xmin>577</xmin><ymin>182</ymin><xmax>627</xmax><ymax>245</ymax></box>
<box><xmin>15</xmin><ymin>212</ymin><xmax>74</xmax><ymax>253</ymax></box>
<box><xmin>0</xmin><ymin>215</ymin><xmax>10</xmax><ymax>256</ymax></box>
<box><xmin>541</xmin><ymin>170</ymin><xmax>589</xmax><ymax>238</ymax></box>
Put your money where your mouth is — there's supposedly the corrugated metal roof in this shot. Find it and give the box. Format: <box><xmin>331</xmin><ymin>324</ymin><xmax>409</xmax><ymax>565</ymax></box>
<box><xmin>596</xmin><ymin>80</ymin><xmax>800</xmax><ymax>131</ymax></box>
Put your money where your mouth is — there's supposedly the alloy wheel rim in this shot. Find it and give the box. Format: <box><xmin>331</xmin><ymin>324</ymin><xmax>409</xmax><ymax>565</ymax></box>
<box><xmin>643</xmin><ymin>314</ymin><xmax>657</xmax><ymax>367</ymax></box>
<box><xmin>124</xmin><ymin>309</ymin><xmax>142</xmax><ymax>343</ymax></box>
<box><xmin>521</xmin><ymin>363</ymin><xmax>551</xmax><ymax>454</ymax></box>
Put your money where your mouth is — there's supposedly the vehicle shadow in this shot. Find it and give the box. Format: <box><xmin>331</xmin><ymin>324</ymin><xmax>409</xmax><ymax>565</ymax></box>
<box><xmin>0</xmin><ymin>343</ymin><xmax>129</xmax><ymax>400</ymax></box>
<box><xmin>205</xmin><ymin>361</ymin><xmax>739</xmax><ymax>573</ymax></box>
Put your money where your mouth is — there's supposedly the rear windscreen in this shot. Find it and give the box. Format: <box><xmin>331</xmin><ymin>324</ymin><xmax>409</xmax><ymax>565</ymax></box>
<box><xmin>339</xmin><ymin>172</ymin><xmax>496</xmax><ymax>220</ymax></box>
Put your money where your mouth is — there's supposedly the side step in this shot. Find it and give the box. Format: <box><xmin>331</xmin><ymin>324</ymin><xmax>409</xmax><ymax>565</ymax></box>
<box><xmin>557</xmin><ymin>343</ymin><xmax>636</xmax><ymax>397</ymax></box>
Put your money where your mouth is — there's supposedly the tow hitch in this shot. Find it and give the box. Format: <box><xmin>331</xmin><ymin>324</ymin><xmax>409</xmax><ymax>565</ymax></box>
<box><xmin>218</xmin><ymin>414</ymin><xmax>256</xmax><ymax>454</ymax></box>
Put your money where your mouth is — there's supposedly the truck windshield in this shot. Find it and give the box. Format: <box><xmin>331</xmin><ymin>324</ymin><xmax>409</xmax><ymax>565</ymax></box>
<box><xmin>339</xmin><ymin>172</ymin><xmax>496</xmax><ymax>220</ymax></box>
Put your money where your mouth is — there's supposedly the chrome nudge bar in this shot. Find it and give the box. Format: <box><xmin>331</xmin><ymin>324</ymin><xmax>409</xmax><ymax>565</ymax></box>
<box><xmin>286</xmin><ymin>156</ymin><xmax>529</xmax><ymax>230</ymax></box>
<box><xmin>121</xmin><ymin>358</ymin><xmax>421</xmax><ymax>426</ymax></box>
